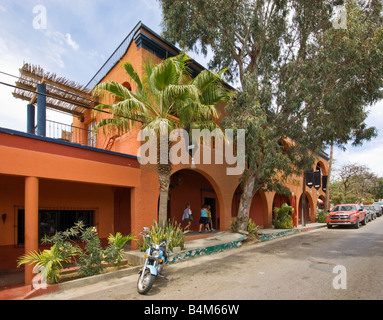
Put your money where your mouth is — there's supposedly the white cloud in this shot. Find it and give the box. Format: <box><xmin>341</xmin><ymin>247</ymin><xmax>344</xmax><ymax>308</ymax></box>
<box><xmin>332</xmin><ymin>134</ymin><xmax>383</xmax><ymax>178</ymax></box>
<box><xmin>41</xmin><ymin>30</ymin><xmax>79</xmax><ymax>51</ymax></box>
<box><xmin>65</xmin><ymin>33</ymin><xmax>80</xmax><ymax>51</ymax></box>
<box><xmin>35</xmin><ymin>30</ymin><xmax>80</xmax><ymax>69</ymax></box>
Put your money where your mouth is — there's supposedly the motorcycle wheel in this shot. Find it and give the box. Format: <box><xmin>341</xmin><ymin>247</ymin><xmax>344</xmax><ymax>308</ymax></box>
<box><xmin>137</xmin><ymin>269</ymin><xmax>155</xmax><ymax>295</ymax></box>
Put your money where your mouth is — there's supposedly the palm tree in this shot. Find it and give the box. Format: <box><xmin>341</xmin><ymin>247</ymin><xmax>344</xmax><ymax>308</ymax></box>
<box><xmin>93</xmin><ymin>53</ymin><xmax>229</xmax><ymax>225</ymax></box>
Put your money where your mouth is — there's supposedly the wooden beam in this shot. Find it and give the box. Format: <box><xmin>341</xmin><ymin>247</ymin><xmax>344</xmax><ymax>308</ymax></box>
<box><xmin>12</xmin><ymin>92</ymin><xmax>84</xmax><ymax>119</ymax></box>
<box><xmin>19</xmin><ymin>68</ymin><xmax>94</xmax><ymax>100</ymax></box>
<box><xmin>15</xmin><ymin>81</ymin><xmax>90</xmax><ymax>108</ymax></box>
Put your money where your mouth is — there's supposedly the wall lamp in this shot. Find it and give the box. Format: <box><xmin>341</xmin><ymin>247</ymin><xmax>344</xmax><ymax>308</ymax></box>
<box><xmin>2</xmin><ymin>213</ymin><xmax>6</xmax><ymax>223</ymax></box>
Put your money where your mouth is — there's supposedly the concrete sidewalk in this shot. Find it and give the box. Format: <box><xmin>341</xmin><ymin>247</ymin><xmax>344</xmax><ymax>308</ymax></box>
<box><xmin>1</xmin><ymin>223</ymin><xmax>326</xmax><ymax>300</ymax></box>
<box><xmin>125</xmin><ymin>223</ymin><xmax>325</xmax><ymax>266</ymax></box>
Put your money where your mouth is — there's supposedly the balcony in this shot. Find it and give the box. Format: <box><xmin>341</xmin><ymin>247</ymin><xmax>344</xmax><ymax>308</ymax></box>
<box><xmin>45</xmin><ymin>120</ymin><xmax>95</xmax><ymax>147</ymax></box>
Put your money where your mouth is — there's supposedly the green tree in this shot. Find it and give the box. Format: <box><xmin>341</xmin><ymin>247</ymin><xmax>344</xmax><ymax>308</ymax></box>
<box><xmin>301</xmin><ymin>1</ymin><xmax>383</xmax><ymax>210</ymax></box>
<box><xmin>94</xmin><ymin>54</ymin><xmax>228</xmax><ymax>225</ymax></box>
<box><xmin>159</xmin><ymin>0</ymin><xmax>383</xmax><ymax>230</ymax></box>
<box><xmin>331</xmin><ymin>163</ymin><xmax>379</xmax><ymax>204</ymax></box>
<box><xmin>371</xmin><ymin>177</ymin><xmax>383</xmax><ymax>200</ymax></box>
<box><xmin>159</xmin><ymin>0</ymin><xmax>331</xmax><ymax>230</ymax></box>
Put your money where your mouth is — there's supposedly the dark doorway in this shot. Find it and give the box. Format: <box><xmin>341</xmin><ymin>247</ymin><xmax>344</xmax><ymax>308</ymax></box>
<box><xmin>204</xmin><ymin>197</ymin><xmax>218</xmax><ymax>230</ymax></box>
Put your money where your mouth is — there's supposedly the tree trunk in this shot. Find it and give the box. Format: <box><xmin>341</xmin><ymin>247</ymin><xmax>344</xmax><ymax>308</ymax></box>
<box><xmin>324</xmin><ymin>141</ymin><xmax>334</xmax><ymax>211</ymax></box>
<box><xmin>236</xmin><ymin>173</ymin><xmax>257</xmax><ymax>232</ymax></box>
<box><xmin>157</xmin><ymin>163</ymin><xmax>172</xmax><ymax>226</ymax></box>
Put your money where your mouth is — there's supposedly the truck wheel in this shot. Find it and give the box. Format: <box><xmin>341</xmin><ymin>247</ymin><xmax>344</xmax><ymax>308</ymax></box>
<box><xmin>362</xmin><ymin>217</ymin><xmax>367</xmax><ymax>225</ymax></box>
<box><xmin>327</xmin><ymin>224</ymin><xmax>332</xmax><ymax>229</ymax></box>
<box><xmin>354</xmin><ymin>220</ymin><xmax>360</xmax><ymax>229</ymax></box>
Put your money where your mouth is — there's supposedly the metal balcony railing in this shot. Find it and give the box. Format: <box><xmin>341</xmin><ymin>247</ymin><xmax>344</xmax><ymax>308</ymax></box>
<box><xmin>46</xmin><ymin>120</ymin><xmax>96</xmax><ymax>147</ymax></box>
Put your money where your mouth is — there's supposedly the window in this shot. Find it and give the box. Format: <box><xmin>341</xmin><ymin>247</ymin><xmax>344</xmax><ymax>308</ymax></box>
<box><xmin>17</xmin><ymin>208</ymin><xmax>95</xmax><ymax>245</ymax></box>
<box><xmin>332</xmin><ymin>205</ymin><xmax>356</xmax><ymax>212</ymax></box>
<box><xmin>87</xmin><ymin>121</ymin><xmax>97</xmax><ymax>147</ymax></box>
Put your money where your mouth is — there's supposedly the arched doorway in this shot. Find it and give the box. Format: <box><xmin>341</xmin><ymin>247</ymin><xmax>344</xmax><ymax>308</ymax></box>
<box><xmin>317</xmin><ymin>194</ymin><xmax>325</xmax><ymax>210</ymax></box>
<box><xmin>272</xmin><ymin>193</ymin><xmax>291</xmax><ymax>221</ymax></box>
<box><xmin>298</xmin><ymin>192</ymin><xmax>314</xmax><ymax>224</ymax></box>
<box><xmin>231</xmin><ymin>185</ymin><xmax>268</xmax><ymax>228</ymax></box>
<box><xmin>315</xmin><ymin>160</ymin><xmax>327</xmax><ymax>176</ymax></box>
<box><xmin>168</xmin><ymin>169</ymin><xmax>221</xmax><ymax>231</ymax></box>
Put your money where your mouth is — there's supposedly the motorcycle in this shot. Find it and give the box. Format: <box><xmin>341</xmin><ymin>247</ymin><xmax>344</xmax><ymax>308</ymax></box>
<box><xmin>137</xmin><ymin>227</ymin><xmax>171</xmax><ymax>294</ymax></box>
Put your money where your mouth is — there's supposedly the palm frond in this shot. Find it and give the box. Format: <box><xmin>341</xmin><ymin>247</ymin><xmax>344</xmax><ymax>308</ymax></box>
<box><xmin>149</xmin><ymin>59</ymin><xmax>179</xmax><ymax>93</ymax></box>
<box><xmin>146</xmin><ymin>117</ymin><xmax>176</xmax><ymax>134</ymax></box>
<box><xmin>94</xmin><ymin>81</ymin><xmax>133</xmax><ymax>103</ymax></box>
<box><xmin>123</xmin><ymin>62</ymin><xmax>143</xmax><ymax>91</ymax></box>
<box><xmin>94</xmin><ymin>117</ymin><xmax>132</xmax><ymax>135</ymax></box>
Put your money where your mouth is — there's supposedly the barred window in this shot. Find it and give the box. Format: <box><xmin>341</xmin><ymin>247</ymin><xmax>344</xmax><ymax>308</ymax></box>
<box><xmin>17</xmin><ymin>208</ymin><xmax>95</xmax><ymax>245</ymax></box>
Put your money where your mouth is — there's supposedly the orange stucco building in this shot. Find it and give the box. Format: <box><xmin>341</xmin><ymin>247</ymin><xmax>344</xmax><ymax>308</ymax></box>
<box><xmin>0</xmin><ymin>22</ymin><xmax>329</xmax><ymax>285</ymax></box>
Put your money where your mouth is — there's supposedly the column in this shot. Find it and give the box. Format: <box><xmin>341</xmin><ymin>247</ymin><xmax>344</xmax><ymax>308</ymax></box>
<box><xmin>24</xmin><ymin>177</ymin><xmax>39</xmax><ymax>285</ymax></box>
<box><xmin>130</xmin><ymin>187</ymin><xmax>139</xmax><ymax>250</ymax></box>
<box><xmin>37</xmin><ymin>83</ymin><xmax>46</xmax><ymax>137</ymax></box>
<box><xmin>27</xmin><ymin>104</ymin><xmax>35</xmax><ymax>134</ymax></box>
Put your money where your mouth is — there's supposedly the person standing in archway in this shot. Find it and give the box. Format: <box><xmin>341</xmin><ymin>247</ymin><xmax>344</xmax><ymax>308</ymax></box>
<box><xmin>206</xmin><ymin>205</ymin><xmax>215</xmax><ymax>231</ymax></box>
<box><xmin>182</xmin><ymin>203</ymin><xmax>193</xmax><ymax>232</ymax></box>
<box><xmin>199</xmin><ymin>204</ymin><xmax>210</xmax><ymax>233</ymax></box>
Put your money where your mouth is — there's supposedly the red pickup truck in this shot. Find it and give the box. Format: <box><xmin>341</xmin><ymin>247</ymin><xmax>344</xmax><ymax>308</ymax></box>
<box><xmin>326</xmin><ymin>204</ymin><xmax>367</xmax><ymax>229</ymax></box>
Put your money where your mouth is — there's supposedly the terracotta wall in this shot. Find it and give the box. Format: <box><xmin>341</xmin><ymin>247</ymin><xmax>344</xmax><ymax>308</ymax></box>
<box><xmin>0</xmin><ymin>174</ymin><xmax>131</xmax><ymax>270</ymax></box>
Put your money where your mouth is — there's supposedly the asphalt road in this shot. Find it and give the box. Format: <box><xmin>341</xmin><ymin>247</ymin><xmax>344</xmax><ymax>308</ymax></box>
<box><xmin>34</xmin><ymin>217</ymin><xmax>383</xmax><ymax>301</ymax></box>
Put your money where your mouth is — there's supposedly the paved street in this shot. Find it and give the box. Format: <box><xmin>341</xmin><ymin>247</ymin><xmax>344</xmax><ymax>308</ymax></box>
<box><xmin>34</xmin><ymin>217</ymin><xmax>383</xmax><ymax>300</ymax></box>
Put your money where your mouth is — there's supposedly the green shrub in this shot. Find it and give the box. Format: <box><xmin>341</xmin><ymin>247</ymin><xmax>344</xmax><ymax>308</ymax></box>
<box><xmin>140</xmin><ymin>219</ymin><xmax>185</xmax><ymax>252</ymax></box>
<box><xmin>273</xmin><ymin>203</ymin><xmax>294</xmax><ymax>229</ymax></box>
<box><xmin>76</xmin><ymin>226</ymin><xmax>105</xmax><ymax>277</ymax></box>
<box><xmin>230</xmin><ymin>218</ymin><xmax>259</xmax><ymax>235</ymax></box>
<box><xmin>316</xmin><ymin>209</ymin><xmax>327</xmax><ymax>223</ymax></box>
<box><xmin>19</xmin><ymin>221</ymin><xmax>136</xmax><ymax>281</ymax></box>
<box><xmin>17</xmin><ymin>243</ymin><xmax>77</xmax><ymax>283</ymax></box>
<box><xmin>104</xmin><ymin>232</ymin><xmax>135</xmax><ymax>267</ymax></box>
<box><xmin>76</xmin><ymin>227</ymin><xmax>135</xmax><ymax>276</ymax></box>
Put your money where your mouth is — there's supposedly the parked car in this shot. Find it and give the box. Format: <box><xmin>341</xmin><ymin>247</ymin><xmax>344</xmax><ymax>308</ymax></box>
<box><xmin>364</xmin><ymin>205</ymin><xmax>376</xmax><ymax>222</ymax></box>
<box><xmin>364</xmin><ymin>205</ymin><xmax>378</xmax><ymax>222</ymax></box>
<box><xmin>326</xmin><ymin>204</ymin><xmax>367</xmax><ymax>229</ymax></box>
<box><xmin>372</xmin><ymin>202</ymin><xmax>383</xmax><ymax>217</ymax></box>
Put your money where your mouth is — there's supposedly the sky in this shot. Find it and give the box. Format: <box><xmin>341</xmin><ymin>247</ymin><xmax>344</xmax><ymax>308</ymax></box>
<box><xmin>0</xmin><ymin>0</ymin><xmax>382</xmax><ymax>178</ymax></box>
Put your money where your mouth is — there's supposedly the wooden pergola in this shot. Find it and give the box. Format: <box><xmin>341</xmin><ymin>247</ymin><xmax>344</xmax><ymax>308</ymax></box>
<box><xmin>12</xmin><ymin>63</ymin><xmax>95</xmax><ymax>121</ymax></box>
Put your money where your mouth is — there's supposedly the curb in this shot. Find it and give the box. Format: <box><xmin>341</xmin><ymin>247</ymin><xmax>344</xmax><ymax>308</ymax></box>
<box><xmin>258</xmin><ymin>229</ymin><xmax>299</xmax><ymax>242</ymax></box>
<box><xmin>124</xmin><ymin>232</ymin><xmax>247</xmax><ymax>266</ymax></box>
<box><xmin>258</xmin><ymin>223</ymin><xmax>326</xmax><ymax>242</ymax></box>
<box><xmin>167</xmin><ymin>233</ymin><xmax>247</xmax><ymax>264</ymax></box>
<box><xmin>23</xmin><ymin>265</ymin><xmax>142</xmax><ymax>299</ymax></box>
<box><xmin>58</xmin><ymin>266</ymin><xmax>142</xmax><ymax>291</ymax></box>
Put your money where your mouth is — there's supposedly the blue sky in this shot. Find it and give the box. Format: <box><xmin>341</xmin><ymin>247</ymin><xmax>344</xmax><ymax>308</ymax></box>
<box><xmin>0</xmin><ymin>0</ymin><xmax>382</xmax><ymax>178</ymax></box>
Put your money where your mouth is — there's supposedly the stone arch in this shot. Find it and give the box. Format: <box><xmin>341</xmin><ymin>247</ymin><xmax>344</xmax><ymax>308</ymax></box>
<box><xmin>231</xmin><ymin>184</ymin><xmax>268</xmax><ymax>228</ymax></box>
<box><xmin>168</xmin><ymin>168</ymin><xmax>225</xmax><ymax>230</ymax></box>
<box><xmin>298</xmin><ymin>191</ymin><xmax>315</xmax><ymax>224</ymax></box>
<box><xmin>317</xmin><ymin>194</ymin><xmax>326</xmax><ymax>210</ymax></box>
<box><xmin>272</xmin><ymin>192</ymin><xmax>292</xmax><ymax>225</ymax></box>
<box><xmin>315</xmin><ymin>160</ymin><xmax>327</xmax><ymax>176</ymax></box>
